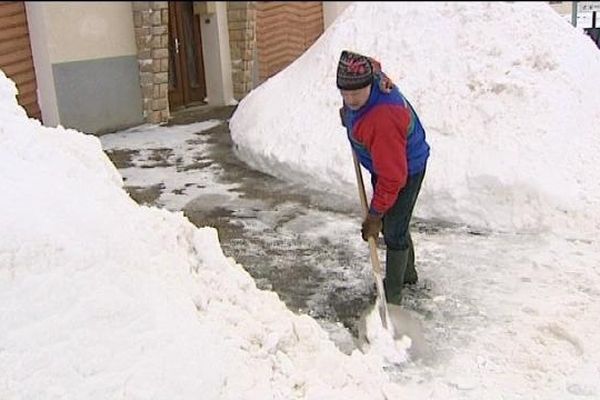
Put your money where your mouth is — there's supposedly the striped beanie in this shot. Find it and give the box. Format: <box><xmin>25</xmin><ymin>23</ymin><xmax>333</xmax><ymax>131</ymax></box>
<box><xmin>336</xmin><ymin>50</ymin><xmax>373</xmax><ymax>90</ymax></box>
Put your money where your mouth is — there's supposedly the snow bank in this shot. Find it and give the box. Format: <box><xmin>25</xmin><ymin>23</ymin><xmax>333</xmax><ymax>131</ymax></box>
<box><xmin>230</xmin><ymin>2</ymin><xmax>600</xmax><ymax>236</ymax></box>
<box><xmin>0</xmin><ymin>69</ymin><xmax>404</xmax><ymax>398</ymax></box>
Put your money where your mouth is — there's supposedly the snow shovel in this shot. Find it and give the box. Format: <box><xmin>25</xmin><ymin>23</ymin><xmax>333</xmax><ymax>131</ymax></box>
<box><xmin>351</xmin><ymin>150</ymin><xmax>391</xmax><ymax>330</ymax></box>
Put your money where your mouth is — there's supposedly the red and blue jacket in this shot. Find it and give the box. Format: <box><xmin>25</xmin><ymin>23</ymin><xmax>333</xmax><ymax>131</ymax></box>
<box><xmin>341</xmin><ymin>76</ymin><xmax>430</xmax><ymax>216</ymax></box>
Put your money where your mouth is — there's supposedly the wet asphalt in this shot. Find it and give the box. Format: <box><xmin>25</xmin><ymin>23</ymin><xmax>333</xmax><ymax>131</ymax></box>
<box><xmin>176</xmin><ymin>108</ymin><xmax>374</xmax><ymax>334</ymax></box>
<box><xmin>103</xmin><ymin>105</ymin><xmax>440</xmax><ymax>353</ymax></box>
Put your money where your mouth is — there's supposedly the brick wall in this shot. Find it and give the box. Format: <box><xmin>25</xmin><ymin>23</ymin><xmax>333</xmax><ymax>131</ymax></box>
<box><xmin>227</xmin><ymin>2</ymin><xmax>256</xmax><ymax>101</ymax></box>
<box><xmin>256</xmin><ymin>2</ymin><xmax>324</xmax><ymax>82</ymax></box>
<box><xmin>132</xmin><ymin>1</ymin><xmax>169</xmax><ymax>124</ymax></box>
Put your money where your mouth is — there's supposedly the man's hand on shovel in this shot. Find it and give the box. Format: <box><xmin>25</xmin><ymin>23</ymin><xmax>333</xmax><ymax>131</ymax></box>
<box><xmin>361</xmin><ymin>213</ymin><xmax>382</xmax><ymax>242</ymax></box>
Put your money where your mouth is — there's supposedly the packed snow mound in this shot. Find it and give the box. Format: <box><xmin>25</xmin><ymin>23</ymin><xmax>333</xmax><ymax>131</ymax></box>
<box><xmin>0</xmin><ymin>69</ymin><xmax>404</xmax><ymax>399</ymax></box>
<box><xmin>230</xmin><ymin>2</ymin><xmax>600</xmax><ymax>236</ymax></box>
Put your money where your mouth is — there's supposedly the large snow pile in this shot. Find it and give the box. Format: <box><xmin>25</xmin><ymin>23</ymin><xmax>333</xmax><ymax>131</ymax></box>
<box><xmin>0</xmin><ymin>70</ymin><xmax>404</xmax><ymax>398</ymax></box>
<box><xmin>230</xmin><ymin>2</ymin><xmax>600</xmax><ymax>236</ymax></box>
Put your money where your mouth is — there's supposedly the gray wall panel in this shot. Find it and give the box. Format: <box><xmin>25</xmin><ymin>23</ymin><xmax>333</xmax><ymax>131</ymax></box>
<box><xmin>53</xmin><ymin>55</ymin><xmax>143</xmax><ymax>134</ymax></box>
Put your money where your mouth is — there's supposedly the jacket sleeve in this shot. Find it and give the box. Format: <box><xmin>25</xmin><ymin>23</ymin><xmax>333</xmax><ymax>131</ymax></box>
<box><xmin>356</xmin><ymin>105</ymin><xmax>410</xmax><ymax>215</ymax></box>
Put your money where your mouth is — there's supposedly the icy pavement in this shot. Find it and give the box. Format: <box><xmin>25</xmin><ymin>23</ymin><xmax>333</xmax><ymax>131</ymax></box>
<box><xmin>101</xmin><ymin>112</ymin><xmax>600</xmax><ymax>398</ymax></box>
<box><xmin>101</xmin><ymin>110</ymin><xmax>378</xmax><ymax>345</ymax></box>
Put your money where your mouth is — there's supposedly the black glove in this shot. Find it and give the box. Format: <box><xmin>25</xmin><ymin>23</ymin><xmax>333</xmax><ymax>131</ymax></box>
<box><xmin>361</xmin><ymin>213</ymin><xmax>383</xmax><ymax>241</ymax></box>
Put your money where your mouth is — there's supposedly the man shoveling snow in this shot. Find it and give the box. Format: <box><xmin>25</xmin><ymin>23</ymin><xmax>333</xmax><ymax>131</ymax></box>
<box><xmin>336</xmin><ymin>50</ymin><xmax>430</xmax><ymax>307</ymax></box>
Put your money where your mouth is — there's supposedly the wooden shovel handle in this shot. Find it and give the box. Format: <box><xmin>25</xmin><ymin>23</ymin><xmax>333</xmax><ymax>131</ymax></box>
<box><xmin>351</xmin><ymin>150</ymin><xmax>389</xmax><ymax>328</ymax></box>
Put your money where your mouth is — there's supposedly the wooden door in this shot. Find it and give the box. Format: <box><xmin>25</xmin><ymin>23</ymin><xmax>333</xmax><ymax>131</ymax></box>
<box><xmin>168</xmin><ymin>2</ymin><xmax>206</xmax><ymax>110</ymax></box>
<box><xmin>0</xmin><ymin>1</ymin><xmax>41</xmax><ymax>119</ymax></box>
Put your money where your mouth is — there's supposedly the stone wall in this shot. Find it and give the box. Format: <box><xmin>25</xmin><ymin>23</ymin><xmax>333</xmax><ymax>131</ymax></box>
<box><xmin>132</xmin><ymin>2</ymin><xmax>169</xmax><ymax>124</ymax></box>
<box><xmin>227</xmin><ymin>2</ymin><xmax>256</xmax><ymax>101</ymax></box>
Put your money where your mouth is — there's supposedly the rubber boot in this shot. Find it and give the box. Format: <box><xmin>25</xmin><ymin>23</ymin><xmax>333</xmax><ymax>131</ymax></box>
<box><xmin>384</xmin><ymin>248</ymin><xmax>409</xmax><ymax>305</ymax></box>
<box><xmin>404</xmin><ymin>235</ymin><xmax>418</xmax><ymax>284</ymax></box>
